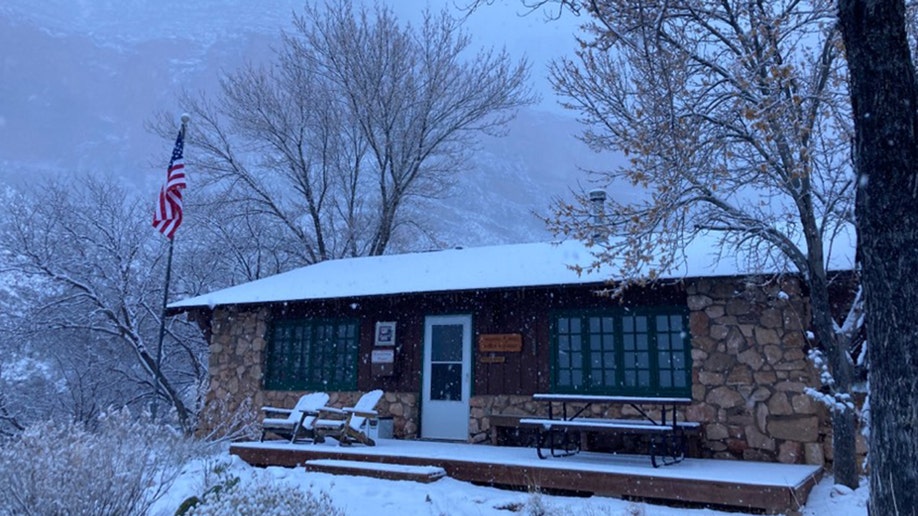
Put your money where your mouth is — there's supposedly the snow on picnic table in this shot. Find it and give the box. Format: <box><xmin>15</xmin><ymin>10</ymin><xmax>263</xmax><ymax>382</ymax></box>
<box><xmin>152</xmin><ymin>440</ymin><xmax>868</xmax><ymax>516</ymax></box>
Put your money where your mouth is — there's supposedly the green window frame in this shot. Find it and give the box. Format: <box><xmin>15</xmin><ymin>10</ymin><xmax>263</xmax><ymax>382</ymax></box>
<box><xmin>551</xmin><ymin>308</ymin><xmax>691</xmax><ymax>396</ymax></box>
<box><xmin>264</xmin><ymin>318</ymin><xmax>360</xmax><ymax>391</ymax></box>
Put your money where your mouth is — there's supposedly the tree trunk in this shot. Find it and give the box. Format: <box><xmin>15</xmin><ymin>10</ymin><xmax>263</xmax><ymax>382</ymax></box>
<box><xmin>809</xmin><ymin>267</ymin><xmax>859</xmax><ymax>489</ymax></box>
<box><xmin>838</xmin><ymin>1</ymin><xmax>918</xmax><ymax>513</ymax></box>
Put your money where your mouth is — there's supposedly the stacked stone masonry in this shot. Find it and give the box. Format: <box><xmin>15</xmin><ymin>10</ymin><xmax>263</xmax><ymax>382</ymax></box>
<box><xmin>685</xmin><ymin>277</ymin><xmax>830</xmax><ymax>464</ymax></box>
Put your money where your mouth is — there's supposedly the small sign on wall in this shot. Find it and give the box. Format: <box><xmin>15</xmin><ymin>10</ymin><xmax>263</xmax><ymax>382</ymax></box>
<box><xmin>371</xmin><ymin>349</ymin><xmax>395</xmax><ymax>364</ymax></box>
<box><xmin>375</xmin><ymin>321</ymin><xmax>396</xmax><ymax>346</ymax></box>
<box><xmin>478</xmin><ymin>333</ymin><xmax>523</xmax><ymax>353</ymax></box>
<box><xmin>371</xmin><ymin>348</ymin><xmax>395</xmax><ymax>377</ymax></box>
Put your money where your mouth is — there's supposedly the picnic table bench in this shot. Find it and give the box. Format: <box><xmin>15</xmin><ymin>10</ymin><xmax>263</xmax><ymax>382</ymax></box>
<box><xmin>519</xmin><ymin>394</ymin><xmax>699</xmax><ymax>467</ymax></box>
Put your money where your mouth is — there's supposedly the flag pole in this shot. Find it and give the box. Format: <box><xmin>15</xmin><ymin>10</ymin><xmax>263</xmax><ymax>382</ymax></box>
<box><xmin>152</xmin><ymin>114</ymin><xmax>189</xmax><ymax>421</ymax></box>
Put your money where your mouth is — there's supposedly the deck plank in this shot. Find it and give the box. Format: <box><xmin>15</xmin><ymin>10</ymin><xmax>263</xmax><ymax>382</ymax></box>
<box><xmin>231</xmin><ymin>440</ymin><xmax>822</xmax><ymax>514</ymax></box>
<box><xmin>303</xmin><ymin>459</ymin><xmax>446</xmax><ymax>483</ymax></box>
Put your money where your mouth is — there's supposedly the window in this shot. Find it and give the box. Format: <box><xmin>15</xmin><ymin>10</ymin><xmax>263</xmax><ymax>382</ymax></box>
<box><xmin>551</xmin><ymin>309</ymin><xmax>691</xmax><ymax>396</ymax></box>
<box><xmin>264</xmin><ymin>318</ymin><xmax>360</xmax><ymax>391</ymax></box>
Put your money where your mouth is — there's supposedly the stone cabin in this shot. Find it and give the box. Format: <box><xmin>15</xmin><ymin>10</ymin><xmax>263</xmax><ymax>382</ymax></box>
<box><xmin>170</xmin><ymin>240</ymin><xmax>861</xmax><ymax>467</ymax></box>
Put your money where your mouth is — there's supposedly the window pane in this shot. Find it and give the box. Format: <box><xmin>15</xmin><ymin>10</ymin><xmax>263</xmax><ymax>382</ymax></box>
<box><xmin>670</xmin><ymin>315</ymin><xmax>682</xmax><ymax>331</ymax></box>
<box><xmin>660</xmin><ymin>373</ymin><xmax>672</xmax><ymax>388</ymax></box>
<box><xmin>658</xmin><ymin>352</ymin><xmax>671</xmax><ymax>368</ymax></box>
<box><xmin>673</xmin><ymin>353</ymin><xmax>685</xmax><ymax>369</ymax></box>
<box><xmin>673</xmin><ymin>335</ymin><xmax>686</xmax><ymax>351</ymax></box>
<box><xmin>637</xmin><ymin>334</ymin><xmax>649</xmax><ymax>350</ymax></box>
<box><xmin>558</xmin><ymin>369</ymin><xmax>571</xmax><ymax>386</ymax></box>
<box><xmin>636</xmin><ymin>316</ymin><xmax>648</xmax><ymax>332</ymax></box>
<box><xmin>559</xmin><ymin>351</ymin><xmax>570</xmax><ymax>368</ymax></box>
<box><xmin>590</xmin><ymin>334</ymin><xmax>601</xmax><ymax>351</ymax></box>
<box><xmin>572</xmin><ymin>369</ymin><xmax>583</xmax><ymax>386</ymax></box>
<box><xmin>638</xmin><ymin>370</ymin><xmax>650</xmax><ymax>386</ymax></box>
<box><xmin>602</xmin><ymin>317</ymin><xmax>614</xmax><ymax>332</ymax></box>
<box><xmin>430</xmin><ymin>364</ymin><xmax>462</xmax><ymax>401</ymax></box>
<box><xmin>623</xmin><ymin>334</ymin><xmax>635</xmax><ymax>350</ymax></box>
<box><xmin>657</xmin><ymin>333</ymin><xmax>670</xmax><ymax>351</ymax></box>
<box><xmin>604</xmin><ymin>370</ymin><xmax>616</xmax><ymax>386</ymax></box>
<box><xmin>431</xmin><ymin>324</ymin><xmax>463</xmax><ymax>362</ymax></box>
<box><xmin>602</xmin><ymin>334</ymin><xmax>613</xmax><ymax>351</ymax></box>
<box><xmin>589</xmin><ymin>317</ymin><xmax>600</xmax><ymax>333</ymax></box>
<box><xmin>603</xmin><ymin>351</ymin><xmax>615</xmax><ymax>366</ymax></box>
<box><xmin>636</xmin><ymin>352</ymin><xmax>649</xmax><ymax>368</ymax></box>
<box><xmin>656</xmin><ymin>314</ymin><xmax>669</xmax><ymax>332</ymax></box>
<box><xmin>558</xmin><ymin>317</ymin><xmax>570</xmax><ymax>333</ymax></box>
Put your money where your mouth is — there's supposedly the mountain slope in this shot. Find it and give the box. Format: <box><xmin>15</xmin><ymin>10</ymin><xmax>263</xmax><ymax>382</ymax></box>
<box><xmin>0</xmin><ymin>2</ymin><xmax>628</xmax><ymax>246</ymax></box>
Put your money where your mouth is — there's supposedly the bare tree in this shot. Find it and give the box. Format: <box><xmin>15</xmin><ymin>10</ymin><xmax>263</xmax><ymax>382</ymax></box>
<box><xmin>0</xmin><ymin>177</ymin><xmax>207</xmax><ymax>434</ymax></box>
<box><xmin>532</xmin><ymin>0</ymin><xmax>861</xmax><ymax>488</ymax></box>
<box><xmin>178</xmin><ymin>0</ymin><xmax>533</xmax><ymax>265</ymax></box>
<box><xmin>838</xmin><ymin>0</ymin><xmax>918</xmax><ymax>512</ymax></box>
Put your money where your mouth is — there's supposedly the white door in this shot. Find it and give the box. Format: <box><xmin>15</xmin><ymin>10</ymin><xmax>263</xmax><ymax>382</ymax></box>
<box><xmin>421</xmin><ymin>315</ymin><xmax>472</xmax><ymax>440</ymax></box>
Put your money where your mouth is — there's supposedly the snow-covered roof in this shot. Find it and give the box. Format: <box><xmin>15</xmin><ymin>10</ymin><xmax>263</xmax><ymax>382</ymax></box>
<box><xmin>168</xmin><ymin>237</ymin><xmax>856</xmax><ymax>310</ymax></box>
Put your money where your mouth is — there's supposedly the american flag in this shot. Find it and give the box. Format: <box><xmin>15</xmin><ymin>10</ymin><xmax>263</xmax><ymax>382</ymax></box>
<box><xmin>152</xmin><ymin>127</ymin><xmax>187</xmax><ymax>239</ymax></box>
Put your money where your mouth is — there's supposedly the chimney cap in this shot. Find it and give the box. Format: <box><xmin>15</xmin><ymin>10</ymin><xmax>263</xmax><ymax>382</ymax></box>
<box><xmin>589</xmin><ymin>189</ymin><xmax>607</xmax><ymax>202</ymax></box>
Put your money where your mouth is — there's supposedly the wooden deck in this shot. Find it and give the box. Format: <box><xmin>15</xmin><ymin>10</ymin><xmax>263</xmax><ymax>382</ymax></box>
<box><xmin>231</xmin><ymin>439</ymin><xmax>823</xmax><ymax>514</ymax></box>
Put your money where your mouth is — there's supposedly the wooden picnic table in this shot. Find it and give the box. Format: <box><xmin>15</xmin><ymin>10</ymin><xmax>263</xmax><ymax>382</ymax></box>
<box><xmin>519</xmin><ymin>394</ymin><xmax>699</xmax><ymax>467</ymax></box>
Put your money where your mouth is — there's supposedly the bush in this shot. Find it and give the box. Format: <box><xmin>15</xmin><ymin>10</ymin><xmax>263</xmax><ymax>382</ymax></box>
<box><xmin>182</xmin><ymin>471</ymin><xmax>343</xmax><ymax>516</ymax></box>
<box><xmin>0</xmin><ymin>409</ymin><xmax>194</xmax><ymax>516</ymax></box>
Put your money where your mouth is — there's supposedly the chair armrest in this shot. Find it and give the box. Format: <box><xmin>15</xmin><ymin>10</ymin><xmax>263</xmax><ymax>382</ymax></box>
<box><xmin>261</xmin><ymin>407</ymin><xmax>293</xmax><ymax>415</ymax></box>
<box><xmin>344</xmin><ymin>408</ymin><xmax>379</xmax><ymax>418</ymax></box>
<box><xmin>316</xmin><ymin>406</ymin><xmax>347</xmax><ymax>416</ymax></box>
<box><xmin>295</xmin><ymin>410</ymin><xmax>320</xmax><ymax>424</ymax></box>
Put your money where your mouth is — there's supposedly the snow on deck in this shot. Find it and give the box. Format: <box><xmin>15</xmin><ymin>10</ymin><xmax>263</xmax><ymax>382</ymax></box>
<box><xmin>234</xmin><ymin>438</ymin><xmax>821</xmax><ymax>488</ymax></box>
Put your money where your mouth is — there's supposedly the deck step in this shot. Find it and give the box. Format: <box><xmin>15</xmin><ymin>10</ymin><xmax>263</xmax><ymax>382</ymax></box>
<box><xmin>304</xmin><ymin>459</ymin><xmax>446</xmax><ymax>483</ymax></box>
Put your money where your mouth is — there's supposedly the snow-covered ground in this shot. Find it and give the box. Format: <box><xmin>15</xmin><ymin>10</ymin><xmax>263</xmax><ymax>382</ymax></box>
<box><xmin>151</xmin><ymin>450</ymin><xmax>868</xmax><ymax>516</ymax></box>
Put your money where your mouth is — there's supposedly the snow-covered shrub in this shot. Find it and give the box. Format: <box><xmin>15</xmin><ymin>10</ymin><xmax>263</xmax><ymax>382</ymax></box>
<box><xmin>0</xmin><ymin>408</ymin><xmax>194</xmax><ymax>516</ymax></box>
<box><xmin>183</xmin><ymin>472</ymin><xmax>343</xmax><ymax>516</ymax></box>
<box><xmin>192</xmin><ymin>389</ymin><xmax>259</xmax><ymax>444</ymax></box>
<box><xmin>174</xmin><ymin>456</ymin><xmax>241</xmax><ymax>516</ymax></box>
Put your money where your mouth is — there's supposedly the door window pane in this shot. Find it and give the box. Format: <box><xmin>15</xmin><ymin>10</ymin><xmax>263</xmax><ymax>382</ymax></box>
<box><xmin>430</xmin><ymin>363</ymin><xmax>462</xmax><ymax>401</ymax></box>
<box><xmin>431</xmin><ymin>325</ymin><xmax>463</xmax><ymax>362</ymax></box>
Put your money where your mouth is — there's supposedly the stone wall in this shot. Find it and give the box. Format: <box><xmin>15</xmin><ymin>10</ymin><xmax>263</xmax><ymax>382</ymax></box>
<box><xmin>204</xmin><ymin>307</ymin><xmax>268</xmax><ymax>420</ymax></box>
<box><xmin>686</xmin><ymin>277</ymin><xmax>831</xmax><ymax>464</ymax></box>
<box><xmin>201</xmin><ymin>306</ymin><xmax>420</xmax><ymax>439</ymax></box>
<box><xmin>471</xmin><ymin>395</ymin><xmax>542</xmax><ymax>443</ymax></box>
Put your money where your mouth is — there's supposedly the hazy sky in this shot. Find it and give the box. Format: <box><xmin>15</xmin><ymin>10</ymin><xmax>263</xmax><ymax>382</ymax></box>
<box><xmin>1</xmin><ymin>0</ymin><xmax>586</xmax><ymax>113</ymax></box>
<box><xmin>0</xmin><ymin>0</ymin><xmax>601</xmax><ymax>234</ymax></box>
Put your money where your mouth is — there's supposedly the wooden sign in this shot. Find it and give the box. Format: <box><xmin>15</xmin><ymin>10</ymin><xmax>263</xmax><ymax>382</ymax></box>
<box><xmin>480</xmin><ymin>355</ymin><xmax>507</xmax><ymax>364</ymax></box>
<box><xmin>478</xmin><ymin>333</ymin><xmax>522</xmax><ymax>353</ymax></box>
